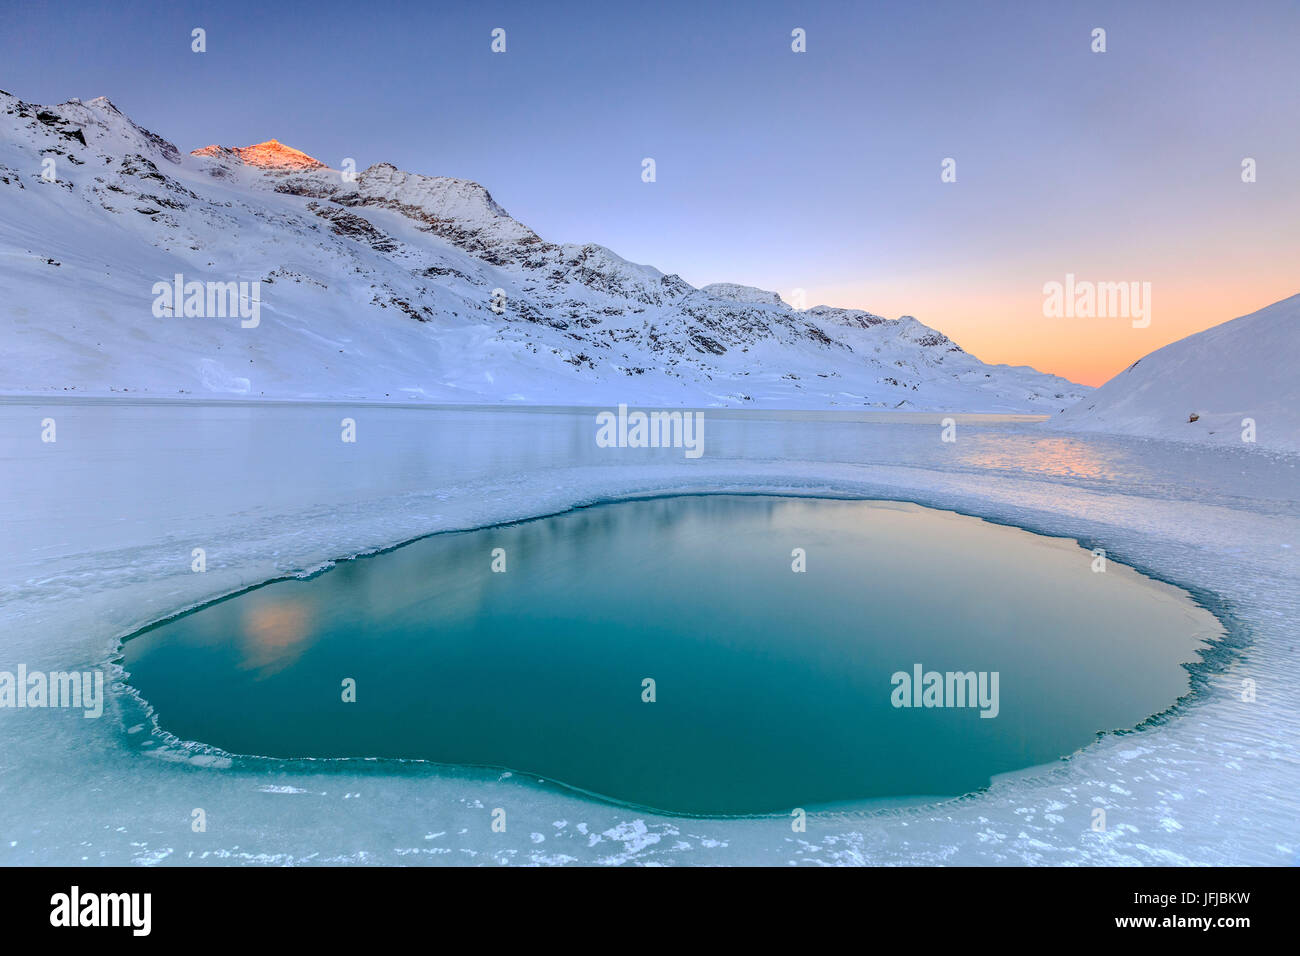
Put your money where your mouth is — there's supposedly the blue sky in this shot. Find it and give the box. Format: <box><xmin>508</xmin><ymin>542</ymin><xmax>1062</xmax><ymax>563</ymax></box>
<box><xmin>3</xmin><ymin>0</ymin><xmax>1297</xmax><ymax>382</ymax></box>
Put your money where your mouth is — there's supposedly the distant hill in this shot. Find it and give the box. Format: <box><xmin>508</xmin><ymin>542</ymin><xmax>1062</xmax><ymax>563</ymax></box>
<box><xmin>1056</xmin><ymin>294</ymin><xmax>1300</xmax><ymax>452</ymax></box>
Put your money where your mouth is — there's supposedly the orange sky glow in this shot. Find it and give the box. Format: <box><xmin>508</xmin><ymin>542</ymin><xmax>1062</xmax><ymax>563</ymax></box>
<box><xmin>813</xmin><ymin>273</ymin><xmax>1298</xmax><ymax>389</ymax></box>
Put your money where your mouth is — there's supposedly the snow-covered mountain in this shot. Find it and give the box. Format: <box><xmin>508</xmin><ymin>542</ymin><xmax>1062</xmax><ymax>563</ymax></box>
<box><xmin>1057</xmin><ymin>294</ymin><xmax>1300</xmax><ymax>452</ymax></box>
<box><xmin>0</xmin><ymin>91</ymin><xmax>1088</xmax><ymax>409</ymax></box>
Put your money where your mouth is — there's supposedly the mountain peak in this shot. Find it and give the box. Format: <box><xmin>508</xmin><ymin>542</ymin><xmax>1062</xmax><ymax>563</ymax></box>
<box><xmin>191</xmin><ymin>139</ymin><xmax>327</xmax><ymax>170</ymax></box>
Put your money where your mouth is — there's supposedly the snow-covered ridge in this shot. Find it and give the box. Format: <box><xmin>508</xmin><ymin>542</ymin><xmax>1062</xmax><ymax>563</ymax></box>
<box><xmin>0</xmin><ymin>90</ymin><xmax>1088</xmax><ymax>410</ymax></box>
<box><xmin>1056</xmin><ymin>294</ymin><xmax>1300</xmax><ymax>452</ymax></box>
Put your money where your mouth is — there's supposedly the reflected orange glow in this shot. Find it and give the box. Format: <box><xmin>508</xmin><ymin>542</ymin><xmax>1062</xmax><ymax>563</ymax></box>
<box><xmin>240</xmin><ymin>599</ymin><xmax>313</xmax><ymax>678</ymax></box>
<box><xmin>958</xmin><ymin>436</ymin><xmax>1115</xmax><ymax>481</ymax></box>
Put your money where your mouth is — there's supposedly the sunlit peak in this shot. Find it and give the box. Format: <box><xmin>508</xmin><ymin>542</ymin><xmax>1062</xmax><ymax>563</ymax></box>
<box><xmin>191</xmin><ymin>138</ymin><xmax>327</xmax><ymax>170</ymax></box>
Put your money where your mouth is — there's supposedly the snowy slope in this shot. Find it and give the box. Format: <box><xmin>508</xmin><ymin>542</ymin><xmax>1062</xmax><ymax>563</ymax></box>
<box><xmin>1057</xmin><ymin>294</ymin><xmax>1300</xmax><ymax>452</ymax></box>
<box><xmin>0</xmin><ymin>91</ymin><xmax>1088</xmax><ymax>410</ymax></box>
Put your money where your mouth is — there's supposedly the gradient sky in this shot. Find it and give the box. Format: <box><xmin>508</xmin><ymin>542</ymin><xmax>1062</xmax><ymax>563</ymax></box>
<box><xmin>3</xmin><ymin>0</ymin><xmax>1297</xmax><ymax>385</ymax></box>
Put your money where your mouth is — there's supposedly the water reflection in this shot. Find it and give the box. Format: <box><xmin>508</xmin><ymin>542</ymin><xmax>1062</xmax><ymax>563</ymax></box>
<box><xmin>240</xmin><ymin>600</ymin><xmax>313</xmax><ymax>678</ymax></box>
<box><xmin>956</xmin><ymin>435</ymin><xmax>1117</xmax><ymax>481</ymax></box>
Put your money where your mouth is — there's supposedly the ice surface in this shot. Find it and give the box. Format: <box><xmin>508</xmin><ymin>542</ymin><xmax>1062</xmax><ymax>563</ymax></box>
<box><xmin>0</xmin><ymin>400</ymin><xmax>1296</xmax><ymax>865</ymax></box>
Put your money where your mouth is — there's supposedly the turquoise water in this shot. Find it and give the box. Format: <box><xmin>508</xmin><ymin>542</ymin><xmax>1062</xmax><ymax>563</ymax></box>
<box><xmin>120</xmin><ymin>496</ymin><xmax>1221</xmax><ymax>815</ymax></box>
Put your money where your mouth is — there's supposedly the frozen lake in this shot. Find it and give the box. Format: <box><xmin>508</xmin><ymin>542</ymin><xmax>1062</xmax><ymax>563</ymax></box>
<box><xmin>0</xmin><ymin>399</ymin><xmax>1296</xmax><ymax>864</ymax></box>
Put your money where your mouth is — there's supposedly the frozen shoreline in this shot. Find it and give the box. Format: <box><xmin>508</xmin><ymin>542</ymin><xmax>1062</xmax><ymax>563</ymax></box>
<box><xmin>1</xmin><ymin>402</ymin><xmax>1296</xmax><ymax>865</ymax></box>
